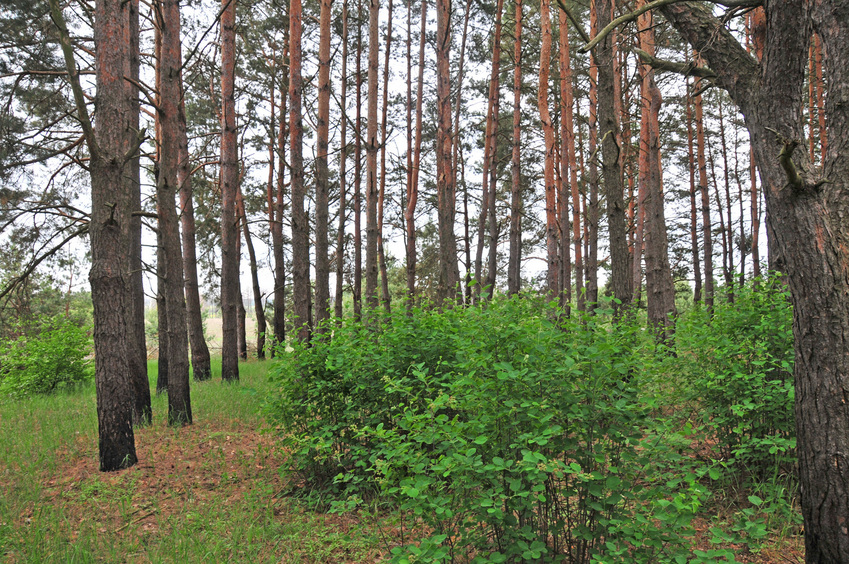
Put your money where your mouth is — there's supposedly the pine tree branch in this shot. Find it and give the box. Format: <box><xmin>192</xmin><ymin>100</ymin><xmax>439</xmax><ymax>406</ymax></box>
<box><xmin>580</xmin><ymin>0</ymin><xmax>762</xmax><ymax>54</ymax></box>
<box><xmin>47</xmin><ymin>0</ymin><xmax>98</xmax><ymax>161</ymax></box>
<box><xmin>635</xmin><ymin>48</ymin><xmax>717</xmax><ymax>79</ymax></box>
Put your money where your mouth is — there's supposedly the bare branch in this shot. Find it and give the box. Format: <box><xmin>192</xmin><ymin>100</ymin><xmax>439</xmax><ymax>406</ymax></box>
<box><xmin>0</xmin><ymin>225</ymin><xmax>89</xmax><ymax>303</ymax></box>
<box><xmin>48</xmin><ymin>0</ymin><xmax>98</xmax><ymax>160</ymax></box>
<box><xmin>635</xmin><ymin>48</ymin><xmax>717</xmax><ymax>78</ymax></box>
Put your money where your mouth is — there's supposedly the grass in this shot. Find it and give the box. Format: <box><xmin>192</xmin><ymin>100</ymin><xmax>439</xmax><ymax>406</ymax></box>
<box><xmin>0</xmin><ymin>359</ymin><xmax>385</xmax><ymax>563</ymax></box>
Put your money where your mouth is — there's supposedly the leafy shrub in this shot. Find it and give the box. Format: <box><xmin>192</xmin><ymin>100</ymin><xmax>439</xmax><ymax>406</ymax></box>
<box><xmin>268</xmin><ymin>298</ymin><xmax>707</xmax><ymax>563</ymax></box>
<box><xmin>677</xmin><ymin>275</ymin><xmax>795</xmax><ymax>474</ymax></box>
<box><xmin>0</xmin><ymin>316</ymin><xmax>93</xmax><ymax>398</ymax></box>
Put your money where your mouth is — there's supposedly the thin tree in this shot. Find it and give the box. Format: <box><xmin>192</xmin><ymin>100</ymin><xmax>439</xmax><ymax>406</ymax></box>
<box><xmin>539</xmin><ymin>0</ymin><xmax>558</xmax><ymax>299</ymax></box>
<box><xmin>127</xmin><ymin>0</ymin><xmax>152</xmax><ymax>424</ymax></box>
<box><xmin>405</xmin><ymin>0</ymin><xmax>426</xmax><ymax>304</ymax></box>
<box><xmin>692</xmin><ymin>54</ymin><xmax>714</xmax><ymax>311</ymax></box>
<box><xmin>335</xmin><ymin>0</ymin><xmax>349</xmax><ymax>320</ymax></box>
<box><xmin>595</xmin><ymin>0</ymin><xmax>631</xmax><ymax>316</ymax></box>
<box><xmin>364</xmin><ymin>0</ymin><xmax>380</xmax><ymax>310</ymax></box>
<box><xmin>315</xmin><ymin>0</ymin><xmax>333</xmax><ymax>331</ymax></box>
<box><xmin>220</xmin><ymin>0</ymin><xmax>240</xmax><ymax>378</ymax></box>
<box><xmin>435</xmin><ymin>0</ymin><xmax>460</xmax><ymax>304</ymax></box>
<box><xmin>507</xmin><ymin>0</ymin><xmax>523</xmax><ymax>296</ymax></box>
<box><xmin>156</xmin><ymin>0</ymin><xmax>192</xmax><ymax>424</ymax></box>
<box><xmin>378</xmin><ymin>0</ymin><xmax>394</xmax><ymax>312</ymax></box>
<box><xmin>237</xmin><ymin>189</ymin><xmax>267</xmax><ymax>358</ymax></box>
<box><xmin>289</xmin><ymin>0</ymin><xmax>310</xmax><ymax>341</ymax></box>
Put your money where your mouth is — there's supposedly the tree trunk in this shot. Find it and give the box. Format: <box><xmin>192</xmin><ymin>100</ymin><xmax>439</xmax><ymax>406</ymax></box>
<box><xmin>237</xmin><ymin>190</ymin><xmax>266</xmax><ymax>359</ymax></box>
<box><xmin>353</xmin><ymin>0</ymin><xmax>363</xmax><ymax>320</ymax></box>
<box><xmin>435</xmin><ymin>0</ymin><xmax>459</xmax><ymax>304</ymax></box>
<box><xmin>507</xmin><ymin>0</ymin><xmax>523</xmax><ymax>296</ymax></box>
<box><xmin>558</xmin><ymin>6</ymin><xmax>577</xmax><ymax>313</ymax></box>
<box><xmin>171</xmin><ymin>8</ymin><xmax>211</xmax><ymax>382</ymax></box>
<box><xmin>684</xmin><ymin>65</ymin><xmax>702</xmax><ymax>302</ymax></box>
<box><xmin>585</xmin><ymin>5</ymin><xmax>600</xmax><ymax>310</ymax></box>
<box><xmin>595</xmin><ymin>0</ymin><xmax>631</xmax><ymax>316</ymax></box>
<box><xmin>453</xmin><ymin>0</ymin><xmax>473</xmax><ymax>303</ymax></box>
<box><xmin>659</xmin><ymin>3</ymin><xmax>849</xmax><ymax>558</ymax></box>
<box><xmin>692</xmin><ymin>64</ymin><xmax>714</xmax><ymax>311</ymax></box>
<box><xmin>364</xmin><ymin>0</ymin><xmax>380</xmax><ymax>311</ymax></box>
<box><xmin>336</xmin><ymin>0</ymin><xmax>349</xmax><ymax>321</ymax></box>
<box><xmin>289</xmin><ymin>0</ymin><xmax>310</xmax><ymax>341</ymax></box>
<box><xmin>378</xmin><ymin>0</ymin><xmax>394</xmax><ymax>313</ymax></box>
<box><xmin>156</xmin><ymin>0</ymin><xmax>192</xmax><ymax>425</ymax></box>
<box><xmin>220</xmin><ymin>0</ymin><xmax>240</xmax><ymax>379</ymax></box>
<box><xmin>539</xmin><ymin>0</ymin><xmax>558</xmax><ymax>300</ymax></box>
<box><xmin>272</xmin><ymin>40</ymin><xmax>288</xmax><ymax>347</ymax></box>
<box><xmin>314</xmin><ymin>0</ymin><xmax>332</xmax><ymax>331</ymax></box>
<box><xmin>126</xmin><ymin>0</ymin><xmax>151</xmax><ymax>425</ymax></box>
<box><xmin>51</xmin><ymin>0</ymin><xmax>140</xmax><ymax>469</ymax></box>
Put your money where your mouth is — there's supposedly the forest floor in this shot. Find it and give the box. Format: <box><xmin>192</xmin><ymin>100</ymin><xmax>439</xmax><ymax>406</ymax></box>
<box><xmin>0</xmin><ymin>359</ymin><xmax>805</xmax><ymax>563</ymax></box>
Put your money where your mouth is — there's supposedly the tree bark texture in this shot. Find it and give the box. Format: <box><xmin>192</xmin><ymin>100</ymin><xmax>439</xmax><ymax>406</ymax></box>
<box><xmin>595</xmin><ymin>0</ymin><xmax>631</xmax><ymax>316</ymax></box>
<box><xmin>539</xmin><ymin>0</ymin><xmax>558</xmax><ymax>300</ymax></box>
<box><xmin>315</xmin><ymin>0</ymin><xmax>333</xmax><ymax>330</ymax></box>
<box><xmin>435</xmin><ymin>0</ymin><xmax>460</xmax><ymax>304</ymax></box>
<box><xmin>289</xmin><ymin>0</ymin><xmax>310</xmax><ymax>341</ymax></box>
<box><xmin>220</xmin><ymin>0</ymin><xmax>240</xmax><ymax>379</ymax></box>
<box><xmin>156</xmin><ymin>0</ymin><xmax>192</xmax><ymax>424</ymax></box>
<box><xmin>365</xmin><ymin>0</ymin><xmax>380</xmax><ymax>311</ymax></box>
<box><xmin>126</xmin><ymin>0</ymin><xmax>151</xmax><ymax>426</ymax></box>
<box><xmin>660</xmin><ymin>2</ymin><xmax>849</xmax><ymax>560</ymax></box>
<box><xmin>507</xmin><ymin>0</ymin><xmax>523</xmax><ymax>296</ymax></box>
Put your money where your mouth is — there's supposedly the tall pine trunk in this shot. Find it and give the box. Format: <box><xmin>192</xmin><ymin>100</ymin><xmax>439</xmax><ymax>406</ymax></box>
<box><xmin>435</xmin><ymin>0</ymin><xmax>459</xmax><ymax>304</ymax></box>
<box><xmin>507</xmin><ymin>0</ymin><xmax>523</xmax><ymax>296</ymax></box>
<box><xmin>289</xmin><ymin>0</ymin><xmax>310</xmax><ymax>341</ymax></box>
<box><xmin>156</xmin><ymin>0</ymin><xmax>192</xmax><ymax>424</ymax></box>
<box><xmin>315</xmin><ymin>0</ymin><xmax>332</xmax><ymax>331</ymax></box>
<box><xmin>220</xmin><ymin>0</ymin><xmax>240</xmax><ymax>379</ymax></box>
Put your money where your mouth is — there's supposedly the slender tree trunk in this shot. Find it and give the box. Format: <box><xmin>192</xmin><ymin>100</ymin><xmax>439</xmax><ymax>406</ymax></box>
<box><xmin>289</xmin><ymin>0</ymin><xmax>310</xmax><ymax>341</ymax></box>
<box><xmin>718</xmin><ymin>99</ymin><xmax>735</xmax><ymax>300</ymax></box>
<box><xmin>405</xmin><ymin>0</ymin><xmax>426</xmax><ymax>305</ymax></box>
<box><xmin>685</xmin><ymin>66</ymin><xmax>702</xmax><ymax>301</ymax></box>
<box><xmin>176</xmin><ymin>20</ymin><xmax>211</xmax><ymax>381</ymax></box>
<box><xmin>353</xmin><ymin>0</ymin><xmax>363</xmax><ymax>319</ymax></box>
<box><xmin>485</xmin><ymin>0</ymin><xmax>503</xmax><ymax>297</ymax></box>
<box><xmin>364</xmin><ymin>0</ymin><xmax>380</xmax><ymax>310</ymax></box>
<box><xmin>586</xmin><ymin>5</ymin><xmax>600</xmax><ymax>309</ymax></box>
<box><xmin>693</xmin><ymin>60</ymin><xmax>714</xmax><ymax>311</ymax></box>
<box><xmin>595</xmin><ymin>0</ymin><xmax>631</xmax><ymax>316</ymax></box>
<box><xmin>314</xmin><ymin>0</ymin><xmax>332</xmax><ymax>331</ymax></box>
<box><xmin>377</xmin><ymin>0</ymin><xmax>394</xmax><ymax>313</ymax></box>
<box><xmin>126</xmin><ymin>0</ymin><xmax>151</xmax><ymax>425</ymax></box>
<box><xmin>271</xmin><ymin>39</ymin><xmax>288</xmax><ymax>350</ymax></box>
<box><xmin>813</xmin><ymin>32</ymin><xmax>827</xmax><ymax>163</ymax></box>
<box><xmin>157</xmin><ymin>0</ymin><xmax>192</xmax><ymax>424</ymax></box>
<box><xmin>237</xmin><ymin>190</ymin><xmax>266</xmax><ymax>358</ymax></box>
<box><xmin>453</xmin><ymin>0</ymin><xmax>473</xmax><ymax>301</ymax></box>
<box><xmin>539</xmin><ymin>0</ymin><xmax>558</xmax><ymax>299</ymax></box>
<box><xmin>507</xmin><ymin>0</ymin><xmax>523</xmax><ymax>296</ymax></box>
<box><xmin>220</xmin><ymin>0</ymin><xmax>240</xmax><ymax>379</ymax></box>
<box><xmin>558</xmin><ymin>7</ymin><xmax>575</xmax><ymax>313</ymax></box>
<box><xmin>404</xmin><ymin>0</ymin><xmax>415</xmax><ymax>304</ymax></box>
<box><xmin>156</xmin><ymin>232</ymin><xmax>168</xmax><ymax>394</ymax></box>
<box><xmin>435</xmin><ymin>0</ymin><xmax>459</xmax><ymax>304</ymax></box>
<box><xmin>336</xmin><ymin>0</ymin><xmax>349</xmax><ymax>320</ymax></box>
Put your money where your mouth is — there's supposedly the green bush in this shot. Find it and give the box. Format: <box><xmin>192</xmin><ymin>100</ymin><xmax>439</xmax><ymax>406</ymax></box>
<box><xmin>677</xmin><ymin>275</ymin><xmax>795</xmax><ymax>474</ymax></box>
<box><xmin>0</xmin><ymin>316</ymin><xmax>93</xmax><ymax>398</ymax></box>
<box><xmin>268</xmin><ymin>298</ymin><xmax>706</xmax><ymax>563</ymax></box>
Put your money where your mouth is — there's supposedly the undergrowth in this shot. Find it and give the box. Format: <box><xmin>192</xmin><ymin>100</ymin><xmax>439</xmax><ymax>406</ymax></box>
<box><xmin>268</xmin><ymin>279</ymin><xmax>800</xmax><ymax>563</ymax></box>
